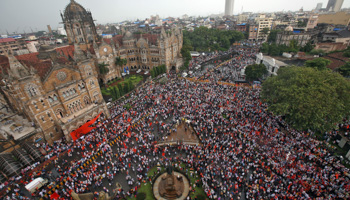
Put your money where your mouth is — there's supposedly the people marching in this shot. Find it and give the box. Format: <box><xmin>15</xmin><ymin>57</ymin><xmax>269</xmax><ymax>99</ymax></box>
<box><xmin>1</xmin><ymin>45</ymin><xmax>350</xmax><ymax>200</ymax></box>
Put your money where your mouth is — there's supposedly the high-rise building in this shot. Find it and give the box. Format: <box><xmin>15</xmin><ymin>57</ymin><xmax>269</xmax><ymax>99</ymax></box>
<box><xmin>326</xmin><ymin>0</ymin><xmax>344</xmax><ymax>12</ymax></box>
<box><xmin>225</xmin><ymin>0</ymin><xmax>234</xmax><ymax>16</ymax></box>
<box><xmin>315</xmin><ymin>3</ymin><xmax>323</xmax><ymax>11</ymax></box>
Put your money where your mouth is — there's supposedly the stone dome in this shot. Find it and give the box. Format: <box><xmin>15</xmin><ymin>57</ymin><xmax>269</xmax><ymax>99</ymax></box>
<box><xmin>285</xmin><ymin>25</ymin><xmax>294</xmax><ymax>32</ymax></box>
<box><xmin>125</xmin><ymin>31</ymin><xmax>133</xmax><ymax>38</ymax></box>
<box><xmin>64</xmin><ymin>0</ymin><xmax>88</xmax><ymax>20</ymax></box>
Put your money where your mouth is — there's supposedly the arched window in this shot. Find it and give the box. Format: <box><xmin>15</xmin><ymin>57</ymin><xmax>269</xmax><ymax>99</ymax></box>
<box><xmin>93</xmin><ymin>91</ymin><xmax>99</xmax><ymax>102</ymax></box>
<box><xmin>84</xmin><ymin>96</ymin><xmax>89</xmax><ymax>105</ymax></box>
<box><xmin>56</xmin><ymin>109</ymin><xmax>64</xmax><ymax>118</ymax></box>
<box><xmin>63</xmin><ymin>92</ymin><xmax>66</xmax><ymax>98</ymax></box>
<box><xmin>48</xmin><ymin>96</ymin><xmax>53</xmax><ymax>103</ymax></box>
<box><xmin>53</xmin><ymin>94</ymin><xmax>58</xmax><ymax>101</ymax></box>
<box><xmin>85</xmin><ymin>65</ymin><xmax>92</xmax><ymax>76</ymax></box>
<box><xmin>25</xmin><ymin>84</ymin><xmax>38</xmax><ymax>98</ymax></box>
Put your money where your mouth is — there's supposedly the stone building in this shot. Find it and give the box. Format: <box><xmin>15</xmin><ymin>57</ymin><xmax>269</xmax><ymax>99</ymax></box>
<box><xmin>0</xmin><ymin>45</ymin><xmax>109</xmax><ymax>143</ymax></box>
<box><xmin>95</xmin><ymin>27</ymin><xmax>183</xmax><ymax>84</ymax></box>
<box><xmin>276</xmin><ymin>27</ymin><xmax>314</xmax><ymax>47</ymax></box>
<box><xmin>0</xmin><ymin>0</ymin><xmax>183</xmax><ymax>143</ymax></box>
<box><xmin>60</xmin><ymin>0</ymin><xmax>183</xmax><ymax>85</ymax></box>
<box><xmin>61</xmin><ymin>0</ymin><xmax>99</xmax><ymax>50</ymax></box>
<box><xmin>248</xmin><ymin>24</ymin><xmax>259</xmax><ymax>41</ymax></box>
<box><xmin>0</xmin><ymin>38</ymin><xmax>29</xmax><ymax>56</ymax></box>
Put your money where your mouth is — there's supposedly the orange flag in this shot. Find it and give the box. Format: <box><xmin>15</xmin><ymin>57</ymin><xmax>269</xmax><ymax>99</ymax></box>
<box><xmin>70</xmin><ymin>112</ymin><xmax>102</xmax><ymax>141</ymax></box>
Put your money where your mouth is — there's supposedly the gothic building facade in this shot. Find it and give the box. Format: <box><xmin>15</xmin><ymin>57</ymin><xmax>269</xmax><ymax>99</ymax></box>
<box><xmin>61</xmin><ymin>0</ymin><xmax>183</xmax><ymax>85</ymax></box>
<box><xmin>96</xmin><ymin>28</ymin><xmax>183</xmax><ymax>84</ymax></box>
<box><xmin>0</xmin><ymin>0</ymin><xmax>183</xmax><ymax>144</ymax></box>
<box><xmin>61</xmin><ymin>0</ymin><xmax>99</xmax><ymax>50</ymax></box>
<box><xmin>0</xmin><ymin>45</ymin><xmax>109</xmax><ymax>143</ymax></box>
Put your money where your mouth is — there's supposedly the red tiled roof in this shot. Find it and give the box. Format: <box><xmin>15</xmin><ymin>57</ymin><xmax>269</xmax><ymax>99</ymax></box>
<box><xmin>0</xmin><ymin>53</ymin><xmax>52</xmax><ymax>80</ymax></box>
<box><xmin>16</xmin><ymin>52</ymin><xmax>40</xmax><ymax>63</ymax></box>
<box><xmin>134</xmin><ymin>34</ymin><xmax>158</xmax><ymax>45</ymax></box>
<box><xmin>0</xmin><ymin>38</ymin><xmax>16</xmax><ymax>43</ymax></box>
<box><xmin>103</xmin><ymin>35</ymin><xmax>124</xmax><ymax>47</ymax></box>
<box><xmin>327</xmin><ymin>52</ymin><xmax>350</xmax><ymax>62</ymax></box>
<box><xmin>324</xmin><ymin>56</ymin><xmax>346</xmax><ymax>70</ymax></box>
<box><xmin>55</xmin><ymin>45</ymin><xmax>74</xmax><ymax>60</ymax></box>
<box><xmin>104</xmin><ymin>34</ymin><xmax>159</xmax><ymax>47</ymax></box>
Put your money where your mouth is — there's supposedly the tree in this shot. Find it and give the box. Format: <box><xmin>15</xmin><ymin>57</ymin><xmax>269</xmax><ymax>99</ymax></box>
<box><xmin>117</xmin><ymin>83</ymin><xmax>123</xmax><ymax>95</ymax></box>
<box><xmin>260</xmin><ymin>43</ymin><xmax>269</xmax><ymax>54</ymax></box>
<box><xmin>289</xmin><ymin>40</ymin><xmax>299</xmax><ymax>52</ymax></box>
<box><xmin>300</xmin><ymin>42</ymin><xmax>314</xmax><ymax>53</ymax></box>
<box><xmin>151</xmin><ymin>69</ymin><xmax>155</xmax><ymax>78</ymax></box>
<box><xmin>245</xmin><ymin>64</ymin><xmax>268</xmax><ymax>81</ymax></box>
<box><xmin>267</xmin><ymin>30</ymin><xmax>281</xmax><ymax>43</ymax></box>
<box><xmin>261</xmin><ymin>28</ymin><xmax>270</xmax><ymax>41</ymax></box>
<box><xmin>115</xmin><ymin>57</ymin><xmax>127</xmax><ymax>67</ymax></box>
<box><xmin>98</xmin><ymin>62</ymin><xmax>109</xmax><ymax>74</ymax></box>
<box><xmin>297</xmin><ymin>20</ymin><xmax>307</xmax><ymax>27</ymax></box>
<box><xmin>261</xmin><ymin>67</ymin><xmax>350</xmax><ymax>132</ymax></box>
<box><xmin>305</xmin><ymin>58</ymin><xmax>331</xmax><ymax>71</ymax></box>
<box><xmin>111</xmin><ymin>86</ymin><xmax>120</xmax><ymax>100</ymax></box>
<box><xmin>343</xmin><ymin>50</ymin><xmax>350</xmax><ymax>58</ymax></box>
<box><xmin>127</xmin><ymin>79</ymin><xmax>134</xmax><ymax>91</ymax></box>
<box><xmin>123</xmin><ymin>82</ymin><xmax>129</xmax><ymax>94</ymax></box>
<box><xmin>338</xmin><ymin>62</ymin><xmax>350</xmax><ymax>77</ymax></box>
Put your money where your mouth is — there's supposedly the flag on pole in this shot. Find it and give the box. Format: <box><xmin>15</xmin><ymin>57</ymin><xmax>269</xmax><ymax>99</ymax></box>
<box><xmin>70</xmin><ymin>112</ymin><xmax>102</xmax><ymax>141</ymax></box>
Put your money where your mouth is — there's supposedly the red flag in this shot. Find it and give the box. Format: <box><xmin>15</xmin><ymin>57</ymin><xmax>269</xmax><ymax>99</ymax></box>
<box><xmin>162</xmin><ymin>152</ymin><xmax>165</xmax><ymax>157</ymax></box>
<box><xmin>128</xmin><ymin>118</ymin><xmax>132</xmax><ymax>123</ymax></box>
<box><xmin>127</xmin><ymin>132</ymin><xmax>131</xmax><ymax>138</ymax></box>
<box><xmin>127</xmin><ymin>126</ymin><xmax>131</xmax><ymax>132</ymax></box>
<box><xmin>123</xmin><ymin>142</ymin><xmax>127</xmax><ymax>149</ymax></box>
<box><xmin>133</xmin><ymin>148</ymin><xmax>137</xmax><ymax>153</ymax></box>
<box><xmin>50</xmin><ymin>192</ymin><xmax>60</xmax><ymax>200</ymax></box>
<box><xmin>70</xmin><ymin>112</ymin><xmax>102</xmax><ymax>141</ymax></box>
<box><xmin>150</xmin><ymin>122</ymin><xmax>152</xmax><ymax>126</ymax></box>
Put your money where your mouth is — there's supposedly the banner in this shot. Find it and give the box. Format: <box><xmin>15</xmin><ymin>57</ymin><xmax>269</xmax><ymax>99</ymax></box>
<box><xmin>70</xmin><ymin>112</ymin><xmax>102</xmax><ymax>141</ymax></box>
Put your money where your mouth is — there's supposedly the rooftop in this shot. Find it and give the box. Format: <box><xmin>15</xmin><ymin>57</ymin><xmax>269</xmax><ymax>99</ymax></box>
<box><xmin>0</xmin><ymin>38</ymin><xmax>16</xmax><ymax>44</ymax></box>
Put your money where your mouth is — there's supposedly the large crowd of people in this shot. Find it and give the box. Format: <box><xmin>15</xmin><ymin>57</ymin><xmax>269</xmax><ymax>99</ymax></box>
<box><xmin>1</xmin><ymin>45</ymin><xmax>350</xmax><ymax>200</ymax></box>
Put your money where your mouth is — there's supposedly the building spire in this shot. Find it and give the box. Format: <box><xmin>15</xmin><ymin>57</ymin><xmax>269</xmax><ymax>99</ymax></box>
<box><xmin>74</xmin><ymin>43</ymin><xmax>86</xmax><ymax>62</ymax></box>
<box><xmin>6</xmin><ymin>51</ymin><xmax>30</xmax><ymax>79</ymax></box>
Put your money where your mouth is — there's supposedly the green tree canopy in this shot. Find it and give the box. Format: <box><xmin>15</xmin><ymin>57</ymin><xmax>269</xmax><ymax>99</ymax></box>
<box><xmin>261</xmin><ymin>67</ymin><xmax>350</xmax><ymax>132</ymax></box>
<box><xmin>98</xmin><ymin>62</ymin><xmax>109</xmax><ymax>74</ymax></box>
<box><xmin>343</xmin><ymin>50</ymin><xmax>350</xmax><ymax>58</ymax></box>
<box><xmin>338</xmin><ymin>62</ymin><xmax>350</xmax><ymax>77</ymax></box>
<box><xmin>115</xmin><ymin>57</ymin><xmax>127</xmax><ymax>67</ymax></box>
<box><xmin>267</xmin><ymin>30</ymin><xmax>281</xmax><ymax>43</ymax></box>
<box><xmin>245</xmin><ymin>64</ymin><xmax>268</xmax><ymax>81</ymax></box>
<box><xmin>183</xmin><ymin>27</ymin><xmax>244</xmax><ymax>52</ymax></box>
<box><xmin>305</xmin><ymin>58</ymin><xmax>331</xmax><ymax>71</ymax></box>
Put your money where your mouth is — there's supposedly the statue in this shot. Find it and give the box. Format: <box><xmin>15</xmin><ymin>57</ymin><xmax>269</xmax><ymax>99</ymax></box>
<box><xmin>158</xmin><ymin>166</ymin><xmax>184</xmax><ymax>199</ymax></box>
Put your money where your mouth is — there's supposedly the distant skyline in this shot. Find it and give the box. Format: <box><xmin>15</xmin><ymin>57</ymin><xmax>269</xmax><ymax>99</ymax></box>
<box><xmin>0</xmin><ymin>0</ymin><xmax>350</xmax><ymax>34</ymax></box>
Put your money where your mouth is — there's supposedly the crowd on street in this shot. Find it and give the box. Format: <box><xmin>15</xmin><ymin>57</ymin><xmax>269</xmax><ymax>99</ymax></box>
<box><xmin>1</xmin><ymin>45</ymin><xmax>350</xmax><ymax>200</ymax></box>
